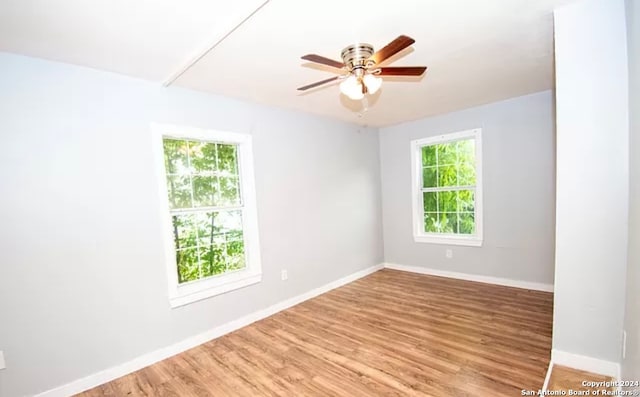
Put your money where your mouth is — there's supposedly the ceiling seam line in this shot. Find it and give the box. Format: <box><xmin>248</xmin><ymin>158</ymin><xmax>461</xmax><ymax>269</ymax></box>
<box><xmin>162</xmin><ymin>0</ymin><xmax>271</xmax><ymax>87</ymax></box>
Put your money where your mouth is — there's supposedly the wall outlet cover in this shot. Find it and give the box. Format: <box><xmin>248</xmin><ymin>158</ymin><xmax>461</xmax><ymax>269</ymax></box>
<box><xmin>281</xmin><ymin>270</ymin><xmax>288</xmax><ymax>281</ymax></box>
<box><xmin>0</xmin><ymin>351</ymin><xmax>5</xmax><ymax>370</ymax></box>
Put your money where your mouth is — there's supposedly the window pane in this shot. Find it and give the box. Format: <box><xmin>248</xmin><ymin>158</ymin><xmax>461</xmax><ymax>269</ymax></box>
<box><xmin>217</xmin><ymin>144</ymin><xmax>238</xmax><ymax>176</ymax></box>
<box><xmin>199</xmin><ymin>243</ymin><xmax>226</xmax><ymax>277</ymax></box>
<box><xmin>192</xmin><ymin>176</ymin><xmax>216</xmax><ymax>207</ymax></box>
<box><xmin>436</xmin><ymin>142</ymin><xmax>457</xmax><ymax>165</ymax></box>
<box><xmin>189</xmin><ymin>141</ymin><xmax>217</xmax><ymax>174</ymax></box>
<box><xmin>423</xmin><ymin>192</ymin><xmax>437</xmax><ymax>212</ymax></box>
<box><xmin>173</xmin><ymin>210</ymin><xmax>245</xmax><ymax>281</ymax></box>
<box><xmin>176</xmin><ymin>248</ymin><xmax>200</xmax><ymax>283</ymax></box>
<box><xmin>457</xmin><ymin>139</ymin><xmax>475</xmax><ymax>164</ymax></box>
<box><xmin>226</xmin><ymin>240</ymin><xmax>246</xmax><ymax>271</ymax></box>
<box><xmin>217</xmin><ymin>210</ymin><xmax>245</xmax><ymax>269</ymax></box>
<box><xmin>459</xmin><ymin>212</ymin><xmax>475</xmax><ymax>234</ymax></box>
<box><xmin>227</xmin><ymin>230</ymin><xmax>244</xmax><ymax>242</ymax></box>
<box><xmin>163</xmin><ymin>139</ymin><xmax>189</xmax><ymax>175</ymax></box>
<box><xmin>196</xmin><ymin>212</ymin><xmax>218</xmax><ymax>247</ymax></box>
<box><xmin>418</xmin><ymin>137</ymin><xmax>478</xmax><ymax>237</ymax></box>
<box><xmin>218</xmin><ymin>177</ymin><xmax>240</xmax><ymax>206</ymax></box>
<box><xmin>422</xmin><ymin>145</ymin><xmax>436</xmax><ymax>167</ymax></box>
<box><xmin>424</xmin><ymin>212</ymin><xmax>438</xmax><ymax>233</ymax></box>
<box><xmin>191</xmin><ymin>212</ymin><xmax>211</xmax><ymax>246</ymax></box>
<box><xmin>438</xmin><ymin>191</ymin><xmax>457</xmax><ymax>212</ymax></box>
<box><xmin>458</xmin><ymin>162</ymin><xmax>476</xmax><ymax>186</ymax></box>
<box><xmin>422</xmin><ymin>166</ymin><xmax>437</xmax><ymax>188</ymax></box>
<box><xmin>440</xmin><ymin>212</ymin><xmax>458</xmax><ymax>233</ymax></box>
<box><xmin>198</xmin><ymin>211</ymin><xmax>242</xmax><ymax>245</ymax></box>
<box><xmin>163</xmin><ymin>138</ymin><xmax>242</xmax><ymax>210</ymax></box>
<box><xmin>457</xmin><ymin>190</ymin><xmax>475</xmax><ymax>213</ymax></box>
<box><xmin>172</xmin><ymin>214</ymin><xmax>199</xmax><ymax>250</ymax></box>
<box><xmin>166</xmin><ymin>175</ymin><xmax>192</xmax><ymax>209</ymax></box>
<box><xmin>216</xmin><ymin>210</ymin><xmax>243</xmax><ymax>233</ymax></box>
<box><xmin>438</xmin><ymin>165</ymin><xmax>457</xmax><ymax>187</ymax></box>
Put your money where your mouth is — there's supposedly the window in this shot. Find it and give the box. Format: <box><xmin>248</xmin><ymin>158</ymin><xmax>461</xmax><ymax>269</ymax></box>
<box><xmin>153</xmin><ymin>124</ymin><xmax>261</xmax><ymax>308</ymax></box>
<box><xmin>411</xmin><ymin>128</ymin><xmax>483</xmax><ymax>246</ymax></box>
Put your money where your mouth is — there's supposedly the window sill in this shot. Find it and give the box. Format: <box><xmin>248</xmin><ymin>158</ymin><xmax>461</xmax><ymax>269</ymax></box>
<box><xmin>169</xmin><ymin>272</ymin><xmax>261</xmax><ymax>308</ymax></box>
<box><xmin>414</xmin><ymin>235</ymin><xmax>483</xmax><ymax>247</ymax></box>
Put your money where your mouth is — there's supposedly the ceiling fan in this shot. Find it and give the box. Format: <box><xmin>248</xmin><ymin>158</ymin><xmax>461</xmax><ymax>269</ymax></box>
<box><xmin>297</xmin><ymin>35</ymin><xmax>427</xmax><ymax>100</ymax></box>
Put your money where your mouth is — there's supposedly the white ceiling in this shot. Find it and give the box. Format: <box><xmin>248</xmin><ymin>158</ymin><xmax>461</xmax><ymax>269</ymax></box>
<box><xmin>0</xmin><ymin>0</ymin><xmax>573</xmax><ymax>127</ymax></box>
<box><xmin>0</xmin><ymin>0</ymin><xmax>267</xmax><ymax>81</ymax></box>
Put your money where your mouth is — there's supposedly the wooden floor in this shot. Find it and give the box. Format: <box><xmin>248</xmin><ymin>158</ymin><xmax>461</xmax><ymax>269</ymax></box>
<box><xmin>547</xmin><ymin>365</ymin><xmax>614</xmax><ymax>393</ymax></box>
<box><xmin>77</xmin><ymin>269</ymin><xmax>554</xmax><ymax>397</ymax></box>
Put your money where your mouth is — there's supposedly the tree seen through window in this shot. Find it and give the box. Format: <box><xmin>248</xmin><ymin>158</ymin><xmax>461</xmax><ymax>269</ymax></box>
<box><xmin>163</xmin><ymin>138</ymin><xmax>245</xmax><ymax>283</ymax></box>
<box><xmin>421</xmin><ymin>138</ymin><xmax>476</xmax><ymax>235</ymax></box>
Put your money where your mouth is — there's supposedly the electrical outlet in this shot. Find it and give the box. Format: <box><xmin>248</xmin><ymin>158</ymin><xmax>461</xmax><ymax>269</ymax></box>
<box><xmin>281</xmin><ymin>269</ymin><xmax>288</xmax><ymax>281</ymax></box>
<box><xmin>0</xmin><ymin>351</ymin><xmax>5</xmax><ymax>370</ymax></box>
<box><xmin>623</xmin><ymin>330</ymin><xmax>627</xmax><ymax>359</ymax></box>
<box><xmin>446</xmin><ymin>249</ymin><xmax>453</xmax><ymax>259</ymax></box>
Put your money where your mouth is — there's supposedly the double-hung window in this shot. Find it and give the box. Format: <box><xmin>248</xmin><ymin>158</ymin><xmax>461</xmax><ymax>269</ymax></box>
<box><xmin>153</xmin><ymin>124</ymin><xmax>262</xmax><ymax>308</ymax></box>
<box><xmin>411</xmin><ymin>128</ymin><xmax>483</xmax><ymax>246</ymax></box>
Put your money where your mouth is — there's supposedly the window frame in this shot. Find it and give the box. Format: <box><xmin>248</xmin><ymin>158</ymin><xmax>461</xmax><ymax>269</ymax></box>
<box><xmin>410</xmin><ymin>128</ymin><xmax>483</xmax><ymax>247</ymax></box>
<box><xmin>152</xmin><ymin>123</ymin><xmax>262</xmax><ymax>308</ymax></box>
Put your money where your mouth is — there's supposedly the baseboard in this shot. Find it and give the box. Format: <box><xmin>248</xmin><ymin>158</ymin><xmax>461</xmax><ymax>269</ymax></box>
<box><xmin>542</xmin><ymin>359</ymin><xmax>554</xmax><ymax>391</ymax></box>
<box><xmin>383</xmin><ymin>262</ymin><xmax>554</xmax><ymax>292</ymax></box>
<box><xmin>35</xmin><ymin>263</ymin><xmax>384</xmax><ymax>397</ymax></box>
<box><xmin>551</xmin><ymin>349</ymin><xmax>621</xmax><ymax>378</ymax></box>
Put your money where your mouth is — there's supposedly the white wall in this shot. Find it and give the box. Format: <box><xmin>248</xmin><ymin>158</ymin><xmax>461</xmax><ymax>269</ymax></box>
<box><xmin>379</xmin><ymin>91</ymin><xmax>556</xmax><ymax>285</ymax></box>
<box><xmin>623</xmin><ymin>0</ymin><xmax>640</xmax><ymax>382</ymax></box>
<box><xmin>553</xmin><ymin>0</ymin><xmax>629</xmax><ymax>365</ymax></box>
<box><xmin>0</xmin><ymin>53</ymin><xmax>384</xmax><ymax>397</ymax></box>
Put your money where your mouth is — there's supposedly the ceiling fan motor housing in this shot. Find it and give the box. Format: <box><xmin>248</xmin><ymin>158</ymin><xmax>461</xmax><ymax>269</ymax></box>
<box><xmin>341</xmin><ymin>43</ymin><xmax>375</xmax><ymax>72</ymax></box>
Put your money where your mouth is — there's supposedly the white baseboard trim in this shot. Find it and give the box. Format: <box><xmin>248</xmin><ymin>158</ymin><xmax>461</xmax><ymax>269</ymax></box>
<box><xmin>542</xmin><ymin>360</ymin><xmax>554</xmax><ymax>391</ymax></box>
<box><xmin>383</xmin><ymin>262</ymin><xmax>554</xmax><ymax>292</ymax></box>
<box><xmin>551</xmin><ymin>349</ymin><xmax>621</xmax><ymax>378</ymax></box>
<box><xmin>35</xmin><ymin>263</ymin><xmax>384</xmax><ymax>397</ymax></box>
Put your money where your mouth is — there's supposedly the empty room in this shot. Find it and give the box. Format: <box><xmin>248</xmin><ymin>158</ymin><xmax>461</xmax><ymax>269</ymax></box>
<box><xmin>0</xmin><ymin>0</ymin><xmax>638</xmax><ymax>395</ymax></box>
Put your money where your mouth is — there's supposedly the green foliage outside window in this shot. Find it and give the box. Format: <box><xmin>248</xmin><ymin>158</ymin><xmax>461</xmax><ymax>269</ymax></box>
<box><xmin>163</xmin><ymin>138</ymin><xmax>246</xmax><ymax>283</ymax></box>
<box><xmin>421</xmin><ymin>139</ymin><xmax>476</xmax><ymax>235</ymax></box>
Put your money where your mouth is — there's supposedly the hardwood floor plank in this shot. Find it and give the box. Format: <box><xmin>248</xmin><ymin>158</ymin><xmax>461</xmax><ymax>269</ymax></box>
<box><xmin>547</xmin><ymin>365</ymin><xmax>614</xmax><ymax>393</ymax></box>
<box><xmin>76</xmin><ymin>269</ymin><xmax>554</xmax><ymax>396</ymax></box>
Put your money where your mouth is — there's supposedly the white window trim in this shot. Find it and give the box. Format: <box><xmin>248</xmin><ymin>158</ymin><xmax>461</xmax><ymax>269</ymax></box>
<box><xmin>151</xmin><ymin>123</ymin><xmax>262</xmax><ymax>308</ymax></box>
<box><xmin>410</xmin><ymin>128</ymin><xmax>483</xmax><ymax>247</ymax></box>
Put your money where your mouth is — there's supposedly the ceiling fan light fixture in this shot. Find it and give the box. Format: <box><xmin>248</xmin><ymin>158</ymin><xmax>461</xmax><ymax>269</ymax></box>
<box><xmin>298</xmin><ymin>35</ymin><xmax>427</xmax><ymax>99</ymax></box>
<box><xmin>363</xmin><ymin>74</ymin><xmax>382</xmax><ymax>95</ymax></box>
<box><xmin>340</xmin><ymin>75</ymin><xmax>364</xmax><ymax>100</ymax></box>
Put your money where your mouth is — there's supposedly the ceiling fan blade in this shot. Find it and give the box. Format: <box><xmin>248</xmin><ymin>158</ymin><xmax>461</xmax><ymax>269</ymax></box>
<box><xmin>369</xmin><ymin>35</ymin><xmax>416</xmax><ymax>65</ymax></box>
<box><xmin>301</xmin><ymin>54</ymin><xmax>345</xmax><ymax>69</ymax></box>
<box><xmin>297</xmin><ymin>76</ymin><xmax>340</xmax><ymax>91</ymax></box>
<box><xmin>378</xmin><ymin>66</ymin><xmax>427</xmax><ymax>76</ymax></box>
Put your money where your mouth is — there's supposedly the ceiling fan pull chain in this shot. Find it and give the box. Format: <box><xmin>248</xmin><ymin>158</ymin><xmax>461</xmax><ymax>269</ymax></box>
<box><xmin>358</xmin><ymin>96</ymin><xmax>370</xmax><ymax>118</ymax></box>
